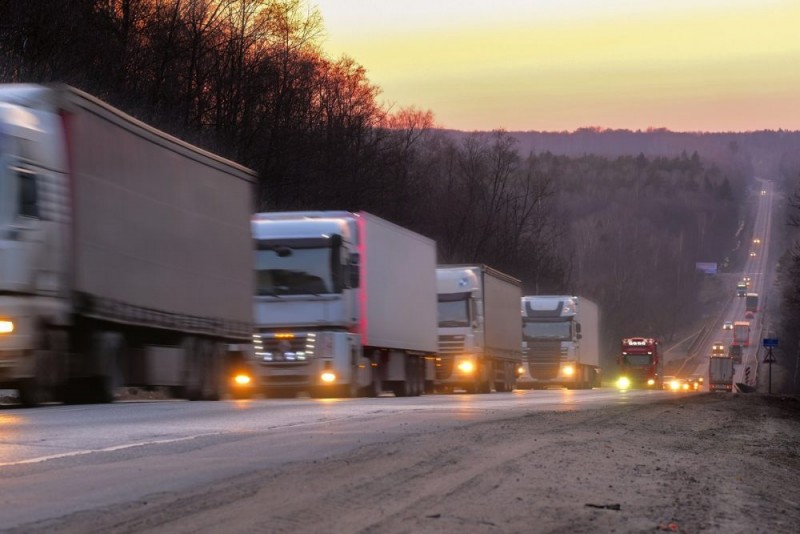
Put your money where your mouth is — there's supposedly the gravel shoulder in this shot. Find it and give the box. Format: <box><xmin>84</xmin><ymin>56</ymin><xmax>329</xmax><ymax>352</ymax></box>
<box><xmin>15</xmin><ymin>393</ymin><xmax>800</xmax><ymax>534</ymax></box>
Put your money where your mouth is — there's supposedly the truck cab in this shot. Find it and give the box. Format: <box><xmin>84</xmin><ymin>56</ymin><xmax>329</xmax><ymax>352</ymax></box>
<box><xmin>616</xmin><ymin>337</ymin><xmax>662</xmax><ymax>389</ymax></box>
<box><xmin>518</xmin><ymin>296</ymin><xmax>600</xmax><ymax>389</ymax></box>
<box><xmin>251</xmin><ymin>212</ymin><xmax>365</xmax><ymax>397</ymax></box>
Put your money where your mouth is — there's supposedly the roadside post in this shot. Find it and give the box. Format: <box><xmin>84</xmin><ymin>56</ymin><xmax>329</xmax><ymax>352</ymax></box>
<box><xmin>763</xmin><ymin>338</ymin><xmax>778</xmax><ymax>394</ymax></box>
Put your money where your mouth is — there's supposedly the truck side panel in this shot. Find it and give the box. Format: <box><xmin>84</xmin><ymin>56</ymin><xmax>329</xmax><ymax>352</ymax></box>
<box><xmin>482</xmin><ymin>268</ymin><xmax>522</xmax><ymax>360</ymax></box>
<box><xmin>66</xmin><ymin>89</ymin><xmax>255</xmax><ymax>339</ymax></box>
<box><xmin>360</xmin><ymin>212</ymin><xmax>437</xmax><ymax>353</ymax></box>
<box><xmin>577</xmin><ymin>298</ymin><xmax>600</xmax><ymax>367</ymax></box>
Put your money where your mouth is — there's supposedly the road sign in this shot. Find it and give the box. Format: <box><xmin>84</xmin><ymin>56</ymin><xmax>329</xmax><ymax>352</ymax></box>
<box><xmin>762</xmin><ymin>338</ymin><xmax>778</xmax><ymax>348</ymax></box>
<box><xmin>763</xmin><ymin>350</ymin><xmax>776</xmax><ymax>364</ymax></box>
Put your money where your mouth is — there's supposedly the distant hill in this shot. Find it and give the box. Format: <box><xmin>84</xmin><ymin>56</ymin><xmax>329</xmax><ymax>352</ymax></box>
<box><xmin>442</xmin><ymin>128</ymin><xmax>800</xmax><ymax>181</ymax></box>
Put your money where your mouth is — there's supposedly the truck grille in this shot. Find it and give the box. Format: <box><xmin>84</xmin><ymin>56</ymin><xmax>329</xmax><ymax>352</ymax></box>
<box><xmin>525</xmin><ymin>341</ymin><xmax>563</xmax><ymax>379</ymax></box>
<box><xmin>435</xmin><ymin>355</ymin><xmax>454</xmax><ymax>379</ymax></box>
<box><xmin>438</xmin><ymin>335</ymin><xmax>465</xmax><ymax>355</ymax></box>
<box><xmin>254</xmin><ymin>333</ymin><xmax>314</xmax><ymax>362</ymax></box>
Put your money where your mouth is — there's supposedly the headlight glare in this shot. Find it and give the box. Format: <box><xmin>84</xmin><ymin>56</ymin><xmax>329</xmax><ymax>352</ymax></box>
<box><xmin>0</xmin><ymin>320</ymin><xmax>13</xmax><ymax>334</ymax></box>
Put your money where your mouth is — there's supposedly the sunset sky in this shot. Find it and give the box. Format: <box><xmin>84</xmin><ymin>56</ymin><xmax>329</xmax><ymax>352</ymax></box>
<box><xmin>312</xmin><ymin>0</ymin><xmax>800</xmax><ymax>132</ymax></box>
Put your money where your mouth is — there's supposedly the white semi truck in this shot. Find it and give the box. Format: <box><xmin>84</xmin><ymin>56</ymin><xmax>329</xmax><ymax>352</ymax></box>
<box><xmin>0</xmin><ymin>84</ymin><xmax>257</xmax><ymax>405</ymax></box>
<box><xmin>435</xmin><ymin>265</ymin><xmax>522</xmax><ymax>393</ymax></box>
<box><xmin>518</xmin><ymin>295</ymin><xmax>601</xmax><ymax>389</ymax></box>
<box><xmin>251</xmin><ymin>211</ymin><xmax>437</xmax><ymax>397</ymax></box>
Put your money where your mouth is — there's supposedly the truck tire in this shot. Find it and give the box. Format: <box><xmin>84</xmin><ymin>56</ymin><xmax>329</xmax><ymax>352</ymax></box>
<box><xmin>68</xmin><ymin>330</ymin><xmax>124</xmax><ymax>405</ymax></box>
<box><xmin>19</xmin><ymin>328</ymin><xmax>69</xmax><ymax>407</ymax></box>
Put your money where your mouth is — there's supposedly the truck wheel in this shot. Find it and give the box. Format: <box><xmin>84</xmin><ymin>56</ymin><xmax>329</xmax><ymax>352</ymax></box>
<box><xmin>368</xmin><ymin>363</ymin><xmax>383</xmax><ymax>397</ymax></box>
<box><xmin>19</xmin><ymin>328</ymin><xmax>69</xmax><ymax>407</ymax></box>
<box><xmin>73</xmin><ymin>330</ymin><xmax>124</xmax><ymax>404</ymax></box>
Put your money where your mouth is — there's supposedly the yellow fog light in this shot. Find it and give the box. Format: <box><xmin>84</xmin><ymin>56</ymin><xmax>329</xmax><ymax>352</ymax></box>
<box><xmin>321</xmin><ymin>371</ymin><xmax>336</xmax><ymax>383</ymax></box>
<box><xmin>457</xmin><ymin>361</ymin><xmax>475</xmax><ymax>374</ymax></box>
<box><xmin>647</xmin><ymin>379</ymin><xmax>655</xmax><ymax>386</ymax></box>
<box><xmin>0</xmin><ymin>320</ymin><xmax>13</xmax><ymax>334</ymax></box>
<box><xmin>616</xmin><ymin>376</ymin><xmax>631</xmax><ymax>389</ymax></box>
<box><xmin>234</xmin><ymin>374</ymin><xmax>251</xmax><ymax>386</ymax></box>
<box><xmin>562</xmin><ymin>365</ymin><xmax>575</xmax><ymax>377</ymax></box>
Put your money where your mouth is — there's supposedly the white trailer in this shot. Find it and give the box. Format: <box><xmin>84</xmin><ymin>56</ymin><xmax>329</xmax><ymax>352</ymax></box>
<box><xmin>518</xmin><ymin>296</ymin><xmax>601</xmax><ymax>389</ymax></box>
<box><xmin>0</xmin><ymin>85</ymin><xmax>256</xmax><ymax>405</ymax></box>
<box><xmin>709</xmin><ymin>356</ymin><xmax>734</xmax><ymax>392</ymax></box>
<box><xmin>251</xmin><ymin>211</ymin><xmax>437</xmax><ymax>397</ymax></box>
<box><xmin>436</xmin><ymin>265</ymin><xmax>522</xmax><ymax>393</ymax></box>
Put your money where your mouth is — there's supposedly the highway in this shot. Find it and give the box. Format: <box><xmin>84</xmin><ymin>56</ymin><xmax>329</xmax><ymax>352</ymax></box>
<box><xmin>678</xmin><ymin>179</ymin><xmax>775</xmax><ymax>387</ymax></box>
<box><xmin>0</xmin><ymin>387</ymin><xmax>689</xmax><ymax>529</ymax></box>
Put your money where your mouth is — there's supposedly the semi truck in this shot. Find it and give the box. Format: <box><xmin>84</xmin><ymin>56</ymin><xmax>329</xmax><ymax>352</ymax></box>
<box><xmin>435</xmin><ymin>265</ymin><xmax>521</xmax><ymax>393</ymax></box>
<box><xmin>0</xmin><ymin>84</ymin><xmax>256</xmax><ymax>406</ymax></box>
<box><xmin>733</xmin><ymin>321</ymin><xmax>751</xmax><ymax>347</ymax></box>
<box><xmin>251</xmin><ymin>211</ymin><xmax>437</xmax><ymax>398</ymax></box>
<box><xmin>518</xmin><ymin>296</ymin><xmax>601</xmax><ymax>389</ymax></box>
<box><xmin>615</xmin><ymin>337</ymin><xmax>663</xmax><ymax>389</ymax></box>
<box><xmin>745</xmin><ymin>293</ymin><xmax>759</xmax><ymax>314</ymax></box>
<box><xmin>709</xmin><ymin>355</ymin><xmax>734</xmax><ymax>392</ymax></box>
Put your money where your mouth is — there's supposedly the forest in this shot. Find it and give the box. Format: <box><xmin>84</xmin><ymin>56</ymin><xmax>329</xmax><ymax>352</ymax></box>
<box><xmin>2</xmin><ymin>0</ymin><xmax>798</xmax><ymax>367</ymax></box>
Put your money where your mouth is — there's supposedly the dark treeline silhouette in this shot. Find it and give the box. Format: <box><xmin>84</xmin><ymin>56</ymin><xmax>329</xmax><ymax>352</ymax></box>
<box><xmin>0</xmin><ymin>0</ymin><xmax>766</xmax><ymax>366</ymax></box>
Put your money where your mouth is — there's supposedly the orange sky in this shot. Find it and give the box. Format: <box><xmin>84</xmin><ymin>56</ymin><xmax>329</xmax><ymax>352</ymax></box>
<box><xmin>312</xmin><ymin>0</ymin><xmax>800</xmax><ymax>132</ymax></box>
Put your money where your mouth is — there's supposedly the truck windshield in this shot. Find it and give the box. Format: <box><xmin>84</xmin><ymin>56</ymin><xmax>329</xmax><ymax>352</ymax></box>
<box><xmin>437</xmin><ymin>298</ymin><xmax>469</xmax><ymax>327</ymax></box>
<box><xmin>522</xmin><ymin>321</ymin><xmax>571</xmax><ymax>340</ymax></box>
<box><xmin>623</xmin><ymin>354</ymin><xmax>653</xmax><ymax>366</ymax></box>
<box><xmin>255</xmin><ymin>247</ymin><xmax>335</xmax><ymax>295</ymax></box>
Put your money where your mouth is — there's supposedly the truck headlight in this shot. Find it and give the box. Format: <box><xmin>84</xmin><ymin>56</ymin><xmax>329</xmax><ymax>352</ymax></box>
<box><xmin>616</xmin><ymin>376</ymin><xmax>631</xmax><ymax>389</ymax></box>
<box><xmin>321</xmin><ymin>371</ymin><xmax>336</xmax><ymax>383</ymax></box>
<box><xmin>562</xmin><ymin>365</ymin><xmax>575</xmax><ymax>377</ymax></box>
<box><xmin>457</xmin><ymin>361</ymin><xmax>475</xmax><ymax>374</ymax></box>
<box><xmin>670</xmin><ymin>380</ymin><xmax>680</xmax><ymax>391</ymax></box>
<box><xmin>0</xmin><ymin>320</ymin><xmax>13</xmax><ymax>334</ymax></box>
<box><xmin>647</xmin><ymin>378</ymin><xmax>655</xmax><ymax>386</ymax></box>
<box><xmin>233</xmin><ymin>373</ymin><xmax>252</xmax><ymax>386</ymax></box>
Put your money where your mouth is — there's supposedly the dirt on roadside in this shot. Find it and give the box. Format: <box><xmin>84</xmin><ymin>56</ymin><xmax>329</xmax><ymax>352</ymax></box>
<box><xmin>25</xmin><ymin>392</ymin><xmax>800</xmax><ymax>534</ymax></box>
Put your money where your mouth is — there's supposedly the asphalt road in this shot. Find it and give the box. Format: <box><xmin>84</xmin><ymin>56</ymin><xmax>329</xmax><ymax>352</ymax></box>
<box><xmin>0</xmin><ymin>387</ymin><xmax>688</xmax><ymax>529</ymax></box>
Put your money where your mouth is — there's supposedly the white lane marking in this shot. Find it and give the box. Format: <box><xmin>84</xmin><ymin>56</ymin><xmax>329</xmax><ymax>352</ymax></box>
<box><xmin>0</xmin><ymin>415</ymin><xmax>359</xmax><ymax>468</ymax></box>
<box><xmin>0</xmin><ymin>432</ymin><xmax>223</xmax><ymax>467</ymax></box>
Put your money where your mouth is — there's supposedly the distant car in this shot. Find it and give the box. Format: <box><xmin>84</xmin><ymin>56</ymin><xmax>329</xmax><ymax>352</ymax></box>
<box><xmin>722</xmin><ymin>321</ymin><xmax>733</xmax><ymax>330</ymax></box>
<box><xmin>712</xmin><ymin>342</ymin><xmax>726</xmax><ymax>356</ymax></box>
<box><xmin>686</xmin><ymin>376</ymin><xmax>703</xmax><ymax>390</ymax></box>
<box><xmin>666</xmin><ymin>377</ymin><xmax>689</xmax><ymax>392</ymax></box>
<box><xmin>761</xmin><ymin>190</ymin><xmax>767</xmax><ymax>196</ymax></box>
<box><xmin>743</xmin><ymin>276</ymin><xmax>751</xmax><ymax>287</ymax></box>
<box><xmin>745</xmin><ymin>310</ymin><xmax>755</xmax><ymax>319</ymax></box>
<box><xmin>753</xmin><ymin>238</ymin><xmax>761</xmax><ymax>245</ymax></box>
<box><xmin>750</xmin><ymin>251</ymin><xmax>757</xmax><ymax>257</ymax></box>
<box><xmin>663</xmin><ymin>376</ymin><xmax>677</xmax><ymax>391</ymax></box>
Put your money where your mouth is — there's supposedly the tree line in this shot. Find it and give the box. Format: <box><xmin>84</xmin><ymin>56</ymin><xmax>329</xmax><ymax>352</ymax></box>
<box><xmin>1</xmin><ymin>0</ymin><xmax>750</xmax><ymax>366</ymax></box>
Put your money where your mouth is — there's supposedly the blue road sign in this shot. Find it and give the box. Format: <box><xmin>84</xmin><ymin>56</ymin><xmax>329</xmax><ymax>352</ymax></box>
<box><xmin>762</xmin><ymin>338</ymin><xmax>779</xmax><ymax>348</ymax></box>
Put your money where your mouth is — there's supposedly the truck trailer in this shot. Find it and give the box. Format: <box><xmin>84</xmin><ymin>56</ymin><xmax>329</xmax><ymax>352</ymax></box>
<box><xmin>435</xmin><ymin>265</ymin><xmax>521</xmax><ymax>393</ymax></box>
<box><xmin>0</xmin><ymin>84</ymin><xmax>256</xmax><ymax>406</ymax></box>
<box><xmin>518</xmin><ymin>296</ymin><xmax>601</xmax><ymax>389</ymax></box>
<box><xmin>251</xmin><ymin>211</ymin><xmax>438</xmax><ymax>398</ymax></box>
<box><xmin>709</xmin><ymin>356</ymin><xmax>734</xmax><ymax>392</ymax></box>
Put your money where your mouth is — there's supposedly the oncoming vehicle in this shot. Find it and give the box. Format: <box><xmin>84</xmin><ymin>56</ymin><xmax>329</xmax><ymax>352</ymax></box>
<box><xmin>616</xmin><ymin>338</ymin><xmax>662</xmax><ymax>389</ymax></box>
<box><xmin>662</xmin><ymin>376</ymin><xmax>676</xmax><ymax>390</ymax></box>
<box><xmin>722</xmin><ymin>321</ymin><xmax>733</xmax><ymax>331</ymax></box>
<box><xmin>750</xmin><ymin>251</ymin><xmax>757</xmax><ymax>258</ymax></box>
<box><xmin>711</xmin><ymin>342</ymin><xmax>726</xmax><ymax>356</ymax></box>
<box><xmin>753</xmin><ymin>238</ymin><xmax>761</xmax><ymax>245</ymax></box>
<box><xmin>686</xmin><ymin>376</ymin><xmax>703</xmax><ymax>390</ymax></box>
